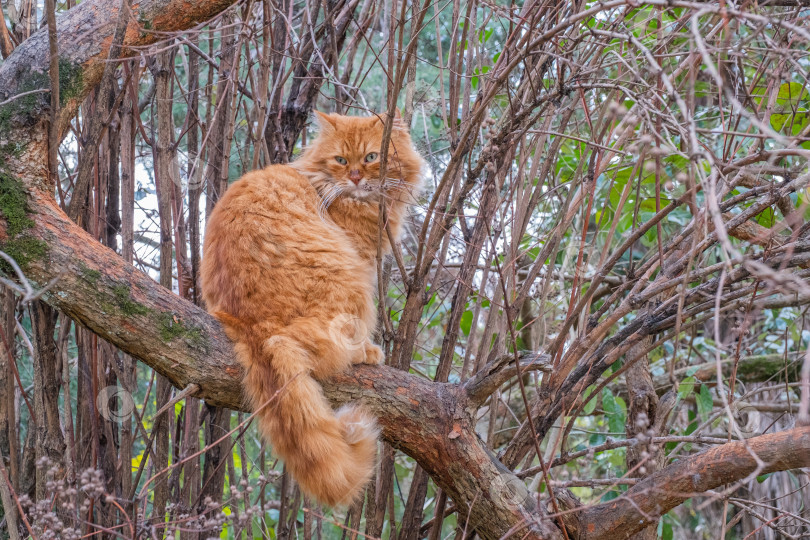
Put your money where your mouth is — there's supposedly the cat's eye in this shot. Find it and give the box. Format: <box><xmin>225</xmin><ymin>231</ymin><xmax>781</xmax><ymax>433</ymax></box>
<box><xmin>364</xmin><ymin>152</ymin><xmax>378</xmax><ymax>163</ymax></box>
<box><xmin>335</xmin><ymin>156</ymin><xmax>348</xmax><ymax>165</ymax></box>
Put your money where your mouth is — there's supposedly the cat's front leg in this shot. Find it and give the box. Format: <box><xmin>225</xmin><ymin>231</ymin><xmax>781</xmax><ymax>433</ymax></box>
<box><xmin>353</xmin><ymin>341</ymin><xmax>383</xmax><ymax>365</ymax></box>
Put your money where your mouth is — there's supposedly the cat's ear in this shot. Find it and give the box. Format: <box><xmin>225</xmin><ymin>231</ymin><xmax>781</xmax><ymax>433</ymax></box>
<box><xmin>393</xmin><ymin>108</ymin><xmax>406</xmax><ymax>128</ymax></box>
<box><xmin>313</xmin><ymin>111</ymin><xmax>337</xmax><ymax>133</ymax></box>
<box><xmin>387</xmin><ymin>108</ymin><xmax>407</xmax><ymax>130</ymax></box>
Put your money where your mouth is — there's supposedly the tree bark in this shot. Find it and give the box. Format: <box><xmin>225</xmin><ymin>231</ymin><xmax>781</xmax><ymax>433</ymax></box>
<box><xmin>623</xmin><ymin>337</ymin><xmax>661</xmax><ymax>540</ymax></box>
<box><xmin>0</xmin><ymin>289</ymin><xmax>19</xmax><ymax>489</ymax></box>
<box><xmin>30</xmin><ymin>301</ymin><xmax>65</xmax><ymax>498</ymax></box>
<box><xmin>152</xmin><ymin>46</ymin><xmax>176</xmax><ymax>532</ymax></box>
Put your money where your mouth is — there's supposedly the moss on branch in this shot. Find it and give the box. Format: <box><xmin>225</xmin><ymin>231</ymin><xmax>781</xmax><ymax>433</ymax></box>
<box><xmin>0</xmin><ymin>171</ymin><xmax>48</xmax><ymax>272</ymax></box>
<box><xmin>158</xmin><ymin>311</ymin><xmax>208</xmax><ymax>351</ymax></box>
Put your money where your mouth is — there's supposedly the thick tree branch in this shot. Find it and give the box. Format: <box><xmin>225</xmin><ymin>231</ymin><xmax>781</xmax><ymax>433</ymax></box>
<box><xmin>566</xmin><ymin>426</ymin><xmax>810</xmax><ymax>539</ymax></box>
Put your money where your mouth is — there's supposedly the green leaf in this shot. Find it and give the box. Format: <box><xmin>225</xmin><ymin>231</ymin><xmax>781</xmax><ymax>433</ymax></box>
<box><xmin>602</xmin><ymin>388</ymin><xmax>625</xmax><ymax>433</ymax></box>
<box><xmin>602</xmin><ymin>388</ymin><xmax>617</xmax><ymax>414</ymax></box>
<box><xmin>771</xmin><ymin>113</ymin><xmax>790</xmax><ymax>131</ymax></box>
<box><xmin>696</xmin><ymin>384</ymin><xmax>713</xmax><ymax>423</ymax></box>
<box><xmin>600</xmin><ymin>489</ymin><xmax>620</xmax><ymax>502</ymax></box>
<box><xmin>661</xmin><ymin>521</ymin><xmax>674</xmax><ymax>540</ymax></box>
<box><xmin>582</xmin><ymin>387</ymin><xmax>597</xmax><ymax>415</ymax></box>
<box><xmin>460</xmin><ymin>310</ymin><xmax>473</xmax><ymax>336</ymax></box>
<box><xmin>694</xmin><ymin>80</ymin><xmax>712</xmax><ymax>99</ymax></box>
<box><xmin>751</xmin><ymin>85</ymin><xmax>768</xmax><ymax>106</ymax></box>
<box><xmin>608</xmin><ymin>414</ymin><xmax>624</xmax><ymax>435</ymax></box>
<box><xmin>756</xmin><ymin>209</ymin><xmax>775</xmax><ymax>229</ymax></box>
<box><xmin>756</xmin><ymin>473</ymin><xmax>772</xmax><ymax>483</ymax></box>
<box><xmin>777</xmin><ymin>82</ymin><xmax>808</xmax><ymax>109</ymax></box>
<box><xmin>684</xmin><ymin>409</ymin><xmax>698</xmax><ymax>438</ymax></box>
<box><xmin>789</xmin><ymin>111</ymin><xmax>810</xmax><ymax>136</ymax></box>
<box><xmin>471</xmin><ymin>66</ymin><xmax>491</xmax><ymax>90</ymax></box>
<box><xmin>677</xmin><ymin>376</ymin><xmax>696</xmax><ymax>400</ymax></box>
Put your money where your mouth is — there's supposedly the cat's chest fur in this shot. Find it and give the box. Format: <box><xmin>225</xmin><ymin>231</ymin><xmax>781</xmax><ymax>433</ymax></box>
<box><xmin>325</xmin><ymin>197</ymin><xmax>393</xmax><ymax>264</ymax></box>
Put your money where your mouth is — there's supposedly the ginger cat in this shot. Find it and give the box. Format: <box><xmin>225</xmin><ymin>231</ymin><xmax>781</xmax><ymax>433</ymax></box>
<box><xmin>201</xmin><ymin>111</ymin><xmax>423</xmax><ymax>506</ymax></box>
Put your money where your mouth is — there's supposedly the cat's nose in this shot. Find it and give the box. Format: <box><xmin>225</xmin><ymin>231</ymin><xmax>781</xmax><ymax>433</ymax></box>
<box><xmin>349</xmin><ymin>170</ymin><xmax>363</xmax><ymax>184</ymax></box>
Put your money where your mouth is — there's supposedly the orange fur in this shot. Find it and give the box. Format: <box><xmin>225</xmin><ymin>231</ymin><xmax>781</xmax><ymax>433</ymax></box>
<box><xmin>201</xmin><ymin>112</ymin><xmax>423</xmax><ymax>506</ymax></box>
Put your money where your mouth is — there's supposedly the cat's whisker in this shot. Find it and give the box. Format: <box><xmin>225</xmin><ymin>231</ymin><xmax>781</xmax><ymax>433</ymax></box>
<box><xmin>318</xmin><ymin>184</ymin><xmax>344</xmax><ymax>221</ymax></box>
<box><xmin>319</xmin><ymin>197</ymin><xmax>334</xmax><ymax>220</ymax></box>
<box><xmin>330</xmin><ymin>186</ymin><xmax>345</xmax><ymax>204</ymax></box>
<box><xmin>382</xmin><ymin>178</ymin><xmax>413</xmax><ymax>191</ymax></box>
<box><xmin>315</xmin><ymin>185</ymin><xmax>330</xmax><ymax>203</ymax></box>
<box><xmin>383</xmin><ymin>179</ymin><xmax>409</xmax><ymax>187</ymax></box>
<box><xmin>317</xmin><ymin>185</ymin><xmax>339</xmax><ymax>220</ymax></box>
<box><xmin>323</xmin><ymin>193</ymin><xmax>338</xmax><ymax>213</ymax></box>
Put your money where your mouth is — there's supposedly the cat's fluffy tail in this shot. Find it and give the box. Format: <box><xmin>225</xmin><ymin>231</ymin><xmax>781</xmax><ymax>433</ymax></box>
<box><xmin>238</xmin><ymin>333</ymin><xmax>378</xmax><ymax>507</ymax></box>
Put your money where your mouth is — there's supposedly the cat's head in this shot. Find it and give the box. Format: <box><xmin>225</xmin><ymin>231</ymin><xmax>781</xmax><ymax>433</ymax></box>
<box><xmin>292</xmin><ymin>111</ymin><xmax>424</xmax><ymax>204</ymax></box>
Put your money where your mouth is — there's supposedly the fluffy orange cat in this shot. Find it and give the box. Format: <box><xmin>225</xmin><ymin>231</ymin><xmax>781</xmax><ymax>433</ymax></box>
<box><xmin>201</xmin><ymin>111</ymin><xmax>423</xmax><ymax>506</ymax></box>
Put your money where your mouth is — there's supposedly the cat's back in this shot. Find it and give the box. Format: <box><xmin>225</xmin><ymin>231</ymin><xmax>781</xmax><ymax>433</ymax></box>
<box><xmin>204</xmin><ymin>164</ymin><xmax>340</xmax><ymax>251</ymax></box>
<box><xmin>201</xmin><ymin>165</ymin><xmax>371</xmax><ymax>324</ymax></box>
<box><xmin>211</xmin><ymin>164</ymin><xmax>317</xmax><ymax>220</ymax></box>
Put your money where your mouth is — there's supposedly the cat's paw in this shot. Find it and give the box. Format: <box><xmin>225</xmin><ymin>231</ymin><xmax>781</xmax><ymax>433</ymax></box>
<box><xmin>355</xmin><ymin>342</ymin><xmax>384</xmax><ymax>365</ymax></box>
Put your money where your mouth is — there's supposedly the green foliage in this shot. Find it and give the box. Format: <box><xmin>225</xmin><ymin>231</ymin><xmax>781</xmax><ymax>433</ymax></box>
<box><xmin>696</xmin><ymin>384</ymin><xmax>712</xmax><ymax>423</ymax></box>
<box><xmin>677</xmin><ymin>376</ymin><xmax>697</xmax><ymax>401</ymax></box>
<box><xmin>601</xmin><ymin>388</ymin><xmax>626</xmax><ymax>435</ymax></box>
<box><xmin>460</xmin><ymin>309</ymin><xmax>473</xmax><ymax>335</ymax></box>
